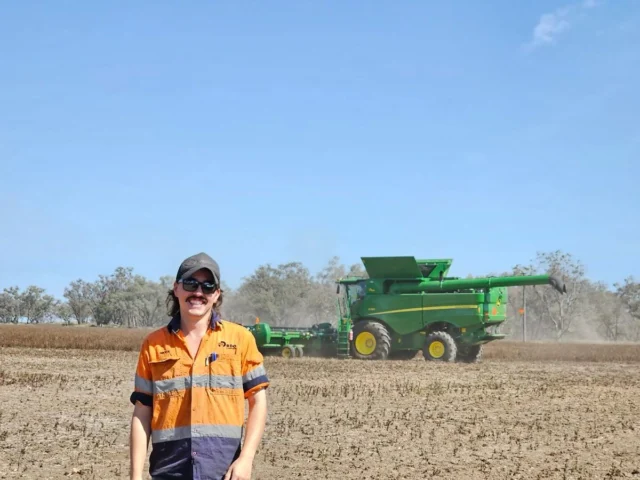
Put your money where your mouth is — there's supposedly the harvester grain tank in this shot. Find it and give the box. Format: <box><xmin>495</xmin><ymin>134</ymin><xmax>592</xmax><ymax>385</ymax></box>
<box><xmin>247</xmin><ymin>255</ymin><xmax>567</xmax><ymax>363</ymax></box>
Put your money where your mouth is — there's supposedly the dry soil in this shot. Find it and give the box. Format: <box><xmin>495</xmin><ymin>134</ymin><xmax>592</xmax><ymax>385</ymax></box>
<box><xmin>0</xmin><ymin>346</ymin><xmax>639</xmax><ymax>479</ymax></box>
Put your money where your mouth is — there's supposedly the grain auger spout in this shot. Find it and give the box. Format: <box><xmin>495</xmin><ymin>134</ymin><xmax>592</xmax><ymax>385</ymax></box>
<box><xmin>548</xmin><ymin>275</ymin><xmax>567</xmax><ymax>294</ymax></box>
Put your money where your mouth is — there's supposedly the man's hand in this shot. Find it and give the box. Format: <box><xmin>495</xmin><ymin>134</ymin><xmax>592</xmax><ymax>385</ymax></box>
<box><xmin>224</xmin><ymin>454</ymin><xmax>253</xmax><ymax>480</ymax></box>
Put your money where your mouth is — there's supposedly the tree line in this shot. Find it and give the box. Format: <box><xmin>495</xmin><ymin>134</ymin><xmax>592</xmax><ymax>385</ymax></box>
<box><xmin>0</xmin><ymin>250</ymin><xmax>638</xmax><ymax>343</ymax></box>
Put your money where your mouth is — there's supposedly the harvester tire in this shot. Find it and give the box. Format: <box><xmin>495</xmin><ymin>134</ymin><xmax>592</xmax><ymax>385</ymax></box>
<box><xmin>351</xmin><ymin>321</ymin><xmax>391</xmax><ymax>360</ymax></box>
<box><xmin>457</xmin><ymin>344</ymin><xmax>483</xmax><ymax>363</ymax></box>
<box><xmin>423</xmin><ymin>331</ymin><xmax>457</xmax><ymax>362</ymax></box>
<box><xmin>293</xmin><ymin>345</ymin><xmax>304</xmax><ymax>358</ymax></box>
<box><xmin>281</xmin><ymin>345</ymin><xmax>295</xmax><ymax>359</ymax></box>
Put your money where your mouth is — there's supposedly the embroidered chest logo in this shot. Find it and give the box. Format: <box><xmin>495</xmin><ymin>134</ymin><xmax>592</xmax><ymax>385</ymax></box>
<box><xmin>218</xmin><ymin>340</ymin><xmax>237</xmax><ymax>352</ymax></box>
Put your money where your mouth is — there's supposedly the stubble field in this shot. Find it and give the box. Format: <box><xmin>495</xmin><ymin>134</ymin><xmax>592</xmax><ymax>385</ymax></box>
<box><xmin>1</xmin><ymin>325</ymin><xmax>639</xmax><ymax>479</ymax></box>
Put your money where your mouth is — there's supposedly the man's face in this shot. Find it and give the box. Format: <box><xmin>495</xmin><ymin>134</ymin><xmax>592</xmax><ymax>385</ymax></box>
<box><xmin>173</xmin><ymin>269</ymin><xmax>220</xmax><ymax>318</ymax></box>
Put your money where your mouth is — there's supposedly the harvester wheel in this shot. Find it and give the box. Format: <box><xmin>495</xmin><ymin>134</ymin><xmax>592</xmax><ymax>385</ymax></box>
<box><xmin>281</xmin><ymin>345</ymin><xmax>295</xmax><ymax>359</ymax></box>
<box><xmin>293</xmin><ymin>345</ymin><xmax>304</xmax><ymax>358</ymax></box>
<box><xmin>457</xmin><ymin>344</ymin><xmax>483</xmax><ymax>363</ymax></box>
<box><xmin>351</xmin><ymin>321</ymin><xmax>391</xmax><ymax>360</ymax></box>
<box><xmin>423</xmin><ymin>331</ymin><xmax>457</xmax><ymax>362</ymax></box>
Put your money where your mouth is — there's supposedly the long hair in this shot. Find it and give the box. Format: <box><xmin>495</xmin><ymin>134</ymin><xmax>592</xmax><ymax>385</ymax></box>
<box><xmin>166</xmin><ymin>288</ymin><xmax>225</xmax><ymax>318</ymax></box>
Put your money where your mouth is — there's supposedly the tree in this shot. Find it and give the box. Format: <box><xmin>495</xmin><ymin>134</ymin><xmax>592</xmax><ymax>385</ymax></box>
<box><xmin>314</xmin><ymin>256</ymin><xmax>367</xmax><ymax>285</ymax></box>
<box><xmin>124</xmin><ymin>276</ymin><xmax>169</xmax><ymax>327</ymax></box>
<box><xmin>234</xmin><ymin>262</ymin><xmax>314</xmax><ymax>326</ymax></box>
<box><xmin>63</xmin><ymin>280</ymin><xmax>93</xmax><ymax>324</ymax></box>
<box><xmin>584</xmin><ymin>281</ymin><xmax>627</xmax><ymax>342</ymax></box>
<box><xmin>64</xmin><ymin>267</ymin><xmax>168</xmax><ymax>327</ymax></box>
<box><xmin>19</xmin><ymin>285</ymin><xmax>58</xmax><ymax>323</ymax></box>
<box><xmin>0</xmin><ymin>287</ymin><xmax>22</xmax><ymax>323</ymax></box>
<box><xmin>512</xmin><ymin>250</ymin><xmax>587</xmax><ymax>341</ymax></box>
<box><xmin>614</xmin><ymin>277</ymin><xmax>640</xmax><ymax>341</ymax></box>
<box><xmin>228</xmin><ymin>257</ymin><xmax>368</xmax><ymax>327</ymax></box>
<box><xmin>56</xmin><ymin>302</ymin><xmax>75</xmax><ymax>325</ymax></box>
<box><xmin>86</xmin><ymin>267</ymin><xmax>137</xmax><ymax>326</ymax></box>
<box><xmin>0</xmin><ymin>286</ymin><xmax>58</xmax><ymax>324</ymax></box>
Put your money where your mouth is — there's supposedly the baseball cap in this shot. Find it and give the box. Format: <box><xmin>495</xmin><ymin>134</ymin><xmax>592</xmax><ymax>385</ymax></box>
<box><xmin>176</xmin><ymin>252</ymin><xmax>220</xmax><ymax>285</ymax></box>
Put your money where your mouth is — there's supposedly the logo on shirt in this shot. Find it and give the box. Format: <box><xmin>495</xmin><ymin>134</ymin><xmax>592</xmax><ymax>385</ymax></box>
<box><xmin>218</xmin><ymin>340</ymin><xmax>237</xmax><ymax>352</ymax></box>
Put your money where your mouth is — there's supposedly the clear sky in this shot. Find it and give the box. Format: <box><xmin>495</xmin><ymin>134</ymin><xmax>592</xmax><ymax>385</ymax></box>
<box><xmin>1</xmin><ymin>0</ymin><xmax>638</xmax><ymax>299</ymax></box>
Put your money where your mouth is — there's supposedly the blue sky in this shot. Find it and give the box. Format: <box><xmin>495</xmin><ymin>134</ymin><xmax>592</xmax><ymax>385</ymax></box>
<box><xmin>1</xmin><ymin>0</ymin><xmax>638</xmax><ymax>299</ymax></box>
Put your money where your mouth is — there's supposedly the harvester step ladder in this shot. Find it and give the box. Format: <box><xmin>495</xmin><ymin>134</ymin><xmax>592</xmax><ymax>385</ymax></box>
<box><xmin>336</xmin><ymin>319</ymin><xmax>351</xmax><ymax>359</ymax></box>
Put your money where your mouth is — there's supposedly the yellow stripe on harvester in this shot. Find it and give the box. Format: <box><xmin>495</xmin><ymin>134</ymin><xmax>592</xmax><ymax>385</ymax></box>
<box><xmin>368</xmin><ymin>305</ymin><xmax>478</xmax><ymax>316</ymax></box>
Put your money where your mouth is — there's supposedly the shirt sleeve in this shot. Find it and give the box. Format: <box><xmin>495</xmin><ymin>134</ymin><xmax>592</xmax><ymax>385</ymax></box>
<box><xmin>241</xmin><ymin>331</ymin><xmax>269</xmax><ymax>399</ymax></box>
<box><xmin>130</xmin><ymin>338</ymin><xmax>153</xmax><ymax>407</ymax></box>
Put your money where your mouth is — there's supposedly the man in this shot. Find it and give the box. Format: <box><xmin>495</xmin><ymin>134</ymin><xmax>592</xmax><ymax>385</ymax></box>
<box><xmin>129</xmin><ymin>252</ymin><xmax>269</xmax><ymax>480</ymax></box>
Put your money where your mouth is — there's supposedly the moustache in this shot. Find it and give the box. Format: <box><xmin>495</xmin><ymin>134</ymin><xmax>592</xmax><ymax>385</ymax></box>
<box><xmin>187</xmin><ymin>295</ymin><xmax>208</xmax><ymax>304</ymax></box>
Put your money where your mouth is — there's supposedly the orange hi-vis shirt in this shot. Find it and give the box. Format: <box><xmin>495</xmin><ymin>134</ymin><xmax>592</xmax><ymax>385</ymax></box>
<box><xmin>130</xmin><ymin>313</ymin><xmax>269</xmax><ymax>480</ymax></box>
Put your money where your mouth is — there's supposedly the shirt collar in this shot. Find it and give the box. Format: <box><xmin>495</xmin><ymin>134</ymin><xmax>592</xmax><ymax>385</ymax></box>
<box><xmin>167</xmin><ymin>311</ymin><xmax>221</xmax><ymax>334</ymax></box>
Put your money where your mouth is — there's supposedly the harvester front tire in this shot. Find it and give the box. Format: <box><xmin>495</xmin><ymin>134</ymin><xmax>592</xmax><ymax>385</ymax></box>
<box><xmin>293</xmin><ymin>345</ymin><xmax>304</xmax><ymax>358</ymax></box>
<box><xmin>351</xmin><ymin>321</ymin><xmax>391</xmax><ymax>360</ymax></box>
<box><xmin>423</xmin><ymin>331</ymin><xmax>457</xmax><ymax>362</ymax></box>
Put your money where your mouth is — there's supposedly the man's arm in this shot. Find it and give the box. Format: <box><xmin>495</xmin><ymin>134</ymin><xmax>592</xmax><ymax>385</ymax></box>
<box><xmin>240</xmin><ymin>387</ymin><xmax>268</xmax><ymax>461</ymax></box>
<box><xmin>224</xmin><ymin>388</ymin><xmax>267</xmax><ymax>480</ymax></box>
<box><xmin>130</xmin><ymin>401</ymin><xmax>152</xmax><ymax>480</ymax></box>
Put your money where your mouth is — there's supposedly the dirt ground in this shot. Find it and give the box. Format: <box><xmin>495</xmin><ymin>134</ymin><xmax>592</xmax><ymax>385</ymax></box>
<box><xmin>1</xmin><ymin>346</ymin><xmax>639</xmax><ymax>479</ymax></box>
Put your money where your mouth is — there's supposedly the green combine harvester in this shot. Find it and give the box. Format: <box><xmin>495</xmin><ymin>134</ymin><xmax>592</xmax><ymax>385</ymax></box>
<box><xmin>246</xmin><ymin>256</ymin><xmax>566</xmax><ymax>362</ymax></box>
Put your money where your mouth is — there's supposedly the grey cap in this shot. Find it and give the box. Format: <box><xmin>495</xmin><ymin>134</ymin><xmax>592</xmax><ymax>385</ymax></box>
<box><xmin>176</xmin><ymin>252</ymin><xmax>220</xmax><ymax>285</ymax></box>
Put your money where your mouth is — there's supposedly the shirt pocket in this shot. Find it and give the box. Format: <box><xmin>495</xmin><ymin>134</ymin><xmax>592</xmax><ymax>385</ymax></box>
<box><xmin>208</xmin><ymin>352</ymin><xmax>243</xmax><ymax>396</ymax></box>
<box><xmin>149</xmin><ymin>355</ymin><xmax>182</xmax><ymax>397</ymax></box>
